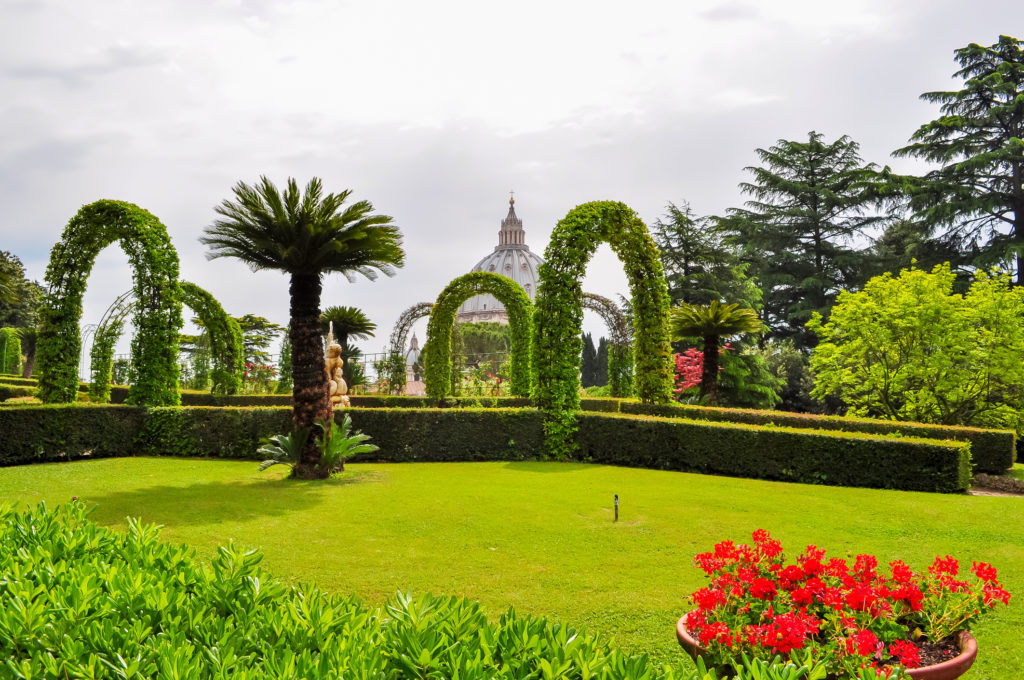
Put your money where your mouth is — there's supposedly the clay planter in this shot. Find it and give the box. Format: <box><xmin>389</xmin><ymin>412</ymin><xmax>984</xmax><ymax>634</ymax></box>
<box><xmin>676</xmin><ymin>616</ymin><xmax>978</xmax><ymax>680</ymax></box>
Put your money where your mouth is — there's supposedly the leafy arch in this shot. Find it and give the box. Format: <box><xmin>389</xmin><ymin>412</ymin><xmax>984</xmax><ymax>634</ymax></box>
<box><xmin>582</xmin><ymin>292</ymin><xmax>633</xmax><ymax>398</ymax></box>
<box><xmin>534</xmin><ymin>201</ymin><xmax>672</xmax><ymax>457</ymax></box>
<box><xmin>388</xmin><ymin>302</ymin><xmax>434</xmax><ymax>357</ymax></box>
<box><xmin>424</xmin><ymin>272</ymin><xmax>533</xmax><ymax>398</ymax></box>
<box><xmin>36</xmin><ymin>200</ymin><xmax>183</xmax><ymax>405</ymax></box>
<box><xmin>87</xmin><ymin>283</ymin><xmax>244</xmax><ymax>401</ymax></box>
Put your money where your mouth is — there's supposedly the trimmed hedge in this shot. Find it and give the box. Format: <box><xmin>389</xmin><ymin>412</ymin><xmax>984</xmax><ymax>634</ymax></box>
<box><xmin>616</xmin><ymin>401</ymin><xmax>1014</xmax><ymax>475</ymax></box>
<box><xmin>0</xmin><ymin>405</ymin><xmax>145</xmax><ymax>466</ymax></box>
<box><xmin>0</xmin><ymin>405</ymin><xmax>976</xmax><ymax>492</ymax></box>
<box><xmin>173</xmin><ymin>392</ymin><xmax>534</xmax><ymax>409</ymax></box>
<box><xmin>0</xmin><ymin>376</ymin><xmax>37</xmax><ymax>387</ymax></box>
<box><xmin>0</xmin><ymin>383</ymin><xmax>37</xmax><ymax>401</ymax></box>
<box><xmin>577</xmin><ymin>412</ymin><xmax>972</xmax><ymax>493</ymax></box>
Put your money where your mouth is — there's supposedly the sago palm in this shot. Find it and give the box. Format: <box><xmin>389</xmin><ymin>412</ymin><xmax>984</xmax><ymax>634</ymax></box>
<box><xmin>202</xmin><ymin>176</ymin><xmax>403</xmax><ymax>478</ymax></box>
<box><xmin>320</xmin><ymin>305</ymin><xmax>376</xmax><ymax>348</ymax></box>
<box><xmin>671</xmin><ymin>300</ymin><xmax>762</xmax><ymax>404</ymax></box>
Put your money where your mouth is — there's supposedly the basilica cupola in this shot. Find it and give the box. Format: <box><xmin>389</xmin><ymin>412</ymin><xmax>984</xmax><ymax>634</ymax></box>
<box><xmin>457</xmin><ymin>197</ymin><xmax>545</xmax><ymax>324</ymax></box>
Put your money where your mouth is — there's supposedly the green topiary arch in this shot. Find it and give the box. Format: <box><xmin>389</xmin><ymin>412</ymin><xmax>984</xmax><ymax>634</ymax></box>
<box><xmin>36</xmin><ymin>200</ymin><xmax>183</xmax><ymax>405</ymax></box>
<box><xmin>423</xmin><ymin>272</ymin><xmax>533</xmax><ymax>398</ymax></box>
<box><xmin>87</xmin><ymin>282</ymin><xmax>244</xmax><ymax>401</ymax></box>
<box><xmin>534</xmin><ymin>201</ymin><xmax>673</xmax><ymax>457</ymax></box>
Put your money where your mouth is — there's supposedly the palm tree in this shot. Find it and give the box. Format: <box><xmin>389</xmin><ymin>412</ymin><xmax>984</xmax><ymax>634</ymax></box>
<box><xmin>202</xmin><ymin>177</ymin><xmax>404</xmax><ymax>478</ymax></box>
<box><xmin>670</xmin><ymin>300</ymin><xmax>762</xmax><ymax>405</ymax></box>
<box><xmin>320</xmin><ymin>305</ymin><xmax>376</xmax><ymax>348</ymax></box>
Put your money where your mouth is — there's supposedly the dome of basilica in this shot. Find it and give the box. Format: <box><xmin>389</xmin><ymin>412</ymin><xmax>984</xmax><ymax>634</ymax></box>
<box><xmin>457</xmin><ymin>198</ymin><xmax>544</xmax><ymax>324</ymax></box>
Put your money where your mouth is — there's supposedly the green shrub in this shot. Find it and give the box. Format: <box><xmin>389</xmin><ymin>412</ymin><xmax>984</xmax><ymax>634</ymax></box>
<box><xmin>136</xmin><ymin>407</ymin><xmax>291</xmax><ymax>458</ymax></box>
<box><xmin>0</xmin><ymin>376</ymin><xmax>37</xmax><ymax>387</ymax></box>
<box><xmin>619</xmin><ymin>401</ymin><xmax>1013</xmax><ymax>475</ymax></box>
<box><xmin>0</xmin><ymin>502</ymin><xmax>709</xmax><ymax>680</ymax></box>
<box><xmin>0</xmin><ymin>327</ymin><xmax>21</xmax><ymax>374</ymax></box>
<box><xmin>577</xmin><ymin>412</ymin><xmax>971</xmax><ymax>493</ymax></box>
<box><xmin>0</xmin><ymin>404</ymin><xmax>145</xmax><ymax>465</ymax></box>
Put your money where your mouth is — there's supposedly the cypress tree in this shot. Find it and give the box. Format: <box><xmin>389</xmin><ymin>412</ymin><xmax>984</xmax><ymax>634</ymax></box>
<box><xmin>580</xmin><ymin>332</ymin><xmax>598</xmax><ymax>387</ymax></box>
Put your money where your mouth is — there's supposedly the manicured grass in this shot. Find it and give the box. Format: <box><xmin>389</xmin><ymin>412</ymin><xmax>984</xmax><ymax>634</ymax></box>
<box><xmin>1</xmin><ymin>458</ymin><xmax>1021</xmax><ymax>679</ymax></box>
<box><xmin>1010</xmin><ymin>462</ymin><xmax>1024</xmax><ymax>482</ymax></box>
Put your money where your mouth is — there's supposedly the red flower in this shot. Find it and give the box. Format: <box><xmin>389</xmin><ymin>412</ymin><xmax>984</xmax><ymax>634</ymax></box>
<box><xmin>749</xmin><ymin>577</ymin><xmax>777</xmax><ymax>600</ymax></box>
<box><xmin>779</xmin><ymin>565</ymin><xmax>804</xmax><ymax>588</ymax></box>
<box><xmin>982</xmin><ymin>583</ymin><xmax>1011</xmax><ymax>606</ymax></box>
<box><xmin>692</xmin><ymin>587</ymin><xmax>726</xmax><ymax>611</ymax></box>
<box><xmin>889</xmin><ymin>559</ymin><xmax>915</xmax><ymax>584</ymax></box>
<box><xmin>845</xmin><ymin>628</ymin><xmax>879</xmax><ymax>657</ymax></box>
<box><xmin>929</xmin><ymin>555</ymin><xmax>959</xmax><ymax>577</ymax></box>
<box><xmin>971</xmin><ymin>561</ymin><xmax>998</xmax><ymax>583</ymax></box>
<box><xmin>888</xmin><ymin>639</ymin><xmax>920</xmax><ymax>668</ymax></box>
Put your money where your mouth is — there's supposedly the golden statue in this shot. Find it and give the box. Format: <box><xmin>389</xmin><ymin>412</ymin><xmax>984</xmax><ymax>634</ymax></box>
<box><xmin>325</xmin><ymin>322</ymin><xmax>349</xmax><ymax>408</ymax></box>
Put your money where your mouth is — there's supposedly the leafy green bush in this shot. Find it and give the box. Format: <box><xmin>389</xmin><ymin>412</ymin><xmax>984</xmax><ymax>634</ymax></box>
<box><xmin>577</xmin><ymin>412</ymin><xmax>971</xmax><ymax>493</ymax></box>
<box><xmin>0</xmin><ymin>502</ymin><xmax>713</xmax><ymax>680</ymax></box>
<box><xmin>619</xmin><ymin>401</ymin><xmax>1013</xmax><ymax>475</ymax></box>
<box><xmin>0</xmin><ymin>383</ymin><xmax>36</xmax><ymax>401</ymax></box>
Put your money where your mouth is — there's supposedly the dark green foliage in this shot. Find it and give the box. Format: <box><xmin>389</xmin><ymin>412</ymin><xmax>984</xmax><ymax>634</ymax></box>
<box><xmin>607</xmin><ymin>343</ymin><xmax>633</xmax><ymax>398</ymax></box>
<box><xmin>577</xmin><ymin>413</ymin><xmax>971</xmax><ymax>493</ymax></box>
<box><xmin>581</xmin><ymin>332</ymin><xmax>598</xmax><ymax>387</ymax></box>
<box><xmin>320</xmin><ymin>305</ymin><xmax>376</xmax><ymax>346</ymax></box>
<box><xmin>618</xmin><ymin>401</ymin><xmax>1013</xmax><ymax>475</ymax></box>
<box><xmin>0</xmin><ymin>327</ymin><xmax>21</xmax><ymax>374</ymax></box>
<box><xmin>136</xmin><ymin>407</ymin><xmax>292</xmax><ymax>458</ymax></box>
<box><xmin>594</xmin><ymin>337</ymin><xmax>609</xmax><ymax>387</ymax></box>
<box><xmin>720</xmin><ymin>132</ymin><xmax>885</xmax><ymax>350</ymax></box>
<box><xmin>373</xmin><ymin>351</ymin><xmax>407</xmax><ymax>395</ymax></box>
<box><xmin>0</xmin><ymin>250</ymin><xmax>44</xmax><ymax>329</ymax></box>
<box><xmin>652</xmin><ymin>202</ymin><xmax>761</xmax><ymax>308</ymax></box>
<box><xmin>0</xmin><ymin>502</ymin><xmax>703</xmax><ymax>680</ymax></box>
<box><xmin>36</xmin><ymin>200</ymin><xmax>183</xmax><ymax>406</ymax></box>
<box><xmin>714</xmin><ymin>349</ymin><xmax>783</xmax><ymax>410</ymax></box>
<box><xmin>0</xmin><ymin>405</ymin><xmax>145</xmax><ymax>465</ymax></box>
<box><xmin>894</xmin><ymin>35</ymin><xmax>1024</xmax><ymax>282</ymax></box>
<box><xmin>424</xmin><ymin>272</ymin><xmax>533</xmax><ymax>398</ymax></box>
<box><xmin>671</xmin><ymin>301</ymin><xmax>763</xmax><ymax>404</ymax></box>
<box><xmin>87</xmin><ymin>317</ymin><xmax>122</xmax><ymax>402</ymax></box>
<box><xmin>534</xmin><ymin>202</ymin><xmax>673</xmax><ymax>459</ymax></box>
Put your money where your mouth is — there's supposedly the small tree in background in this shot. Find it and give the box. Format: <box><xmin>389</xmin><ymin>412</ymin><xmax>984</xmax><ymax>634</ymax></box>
<box><xmin>671</xmin><ymin>301</ymin><xmax>763</xmax><ymax>405</ymax></box>
<box><xmin>809</xmin><ymin>264</ymin><xmax>1024</xmax><ymax>431</ymax></box>
<box><xmin>595</xmin><ymin>337</ymin><xmax>609</xmax><ymax>387</ymax></box>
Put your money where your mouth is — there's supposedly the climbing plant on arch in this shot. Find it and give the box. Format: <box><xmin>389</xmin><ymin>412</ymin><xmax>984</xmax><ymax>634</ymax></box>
<box><xmin>423</xmin><ymin>272</ymin><xmax>533</xmax><ymax>398</ymax></box>
<box><xmin>87</xmin><ymin>282</ymin><xmax>244</xmax><ymax>401</ymax></box>
<box><xmin>534</xmin><ymin>201</ymin><xmax>673</xmax><ymax>457</ymax></box>
<box><xmin>36</xmin><ymin>200</ymin><xmax>183</xmax><ymax>405</ymax></box>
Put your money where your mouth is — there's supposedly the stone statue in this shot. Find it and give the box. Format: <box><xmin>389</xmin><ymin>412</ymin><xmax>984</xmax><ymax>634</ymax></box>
<box><xmin>325</xmin><ymin>322</ymin><xmax>350</xmax><ymax>408</ymax></box>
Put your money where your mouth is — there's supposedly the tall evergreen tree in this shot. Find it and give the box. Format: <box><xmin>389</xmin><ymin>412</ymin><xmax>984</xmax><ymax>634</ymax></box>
<box><xmin>719</xmin><ymin>131</ymin><xmax>885</xmax><ymax>350</ymax></box>
<box><xmin>580</xmin><ymin>332</ymin><xmax>598</xmax><ymax>387</ymax></box>
<box><xmin>894</xmin><ymin>35</ymin><xmax>1024</xmax><ymax>282</ymax></box>
<box><xmin>594</xmin><ymin>337</ymin><xmax>609</xmax><ymax>387</ymax></box>
<box><xmin>652</xmin><ymin>202</ymin><xmax>761</xmax><ymax>309</ymax></box>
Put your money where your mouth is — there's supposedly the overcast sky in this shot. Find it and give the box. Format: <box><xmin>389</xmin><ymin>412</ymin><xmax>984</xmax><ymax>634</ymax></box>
<box><xmin>1</xmin><ymin>0</ymin><xmax>1020</xmax><ymax>360</ymax></box>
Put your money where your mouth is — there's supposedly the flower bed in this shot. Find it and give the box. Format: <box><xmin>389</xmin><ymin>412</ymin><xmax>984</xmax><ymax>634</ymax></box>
<box><xmin>682</xmin><ymin>530</ymin><xmax>1010</xmax><ymax>678</ymax></box>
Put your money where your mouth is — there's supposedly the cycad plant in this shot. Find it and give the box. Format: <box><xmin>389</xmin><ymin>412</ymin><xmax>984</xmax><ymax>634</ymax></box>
<box><xmin>257</xmin><ymin>415</ymin><xmax>378</xmax><ymax>475</ymax></box>
<box><xmin>202</xmin><ymin>176</ymin><xmax>403</xmax><ymax>478</ymax></box>
<box><xmin>671</xmin><ymin>300</ymin><xmax>762</xmax><ymax>405</ymax></box>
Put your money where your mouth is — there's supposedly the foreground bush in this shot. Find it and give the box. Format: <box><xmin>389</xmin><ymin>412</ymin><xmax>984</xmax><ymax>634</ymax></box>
<box><xmin>0</xmin><ymin>502</ymin><xmax>773</xmax><ymax>680</ymax></box>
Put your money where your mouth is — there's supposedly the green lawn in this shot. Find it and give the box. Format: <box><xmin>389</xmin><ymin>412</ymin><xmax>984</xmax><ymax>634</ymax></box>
<box><xmin>1</xmin><ymin>458</ymin><xmax>1021</xmax><ymax>679</ymax></box>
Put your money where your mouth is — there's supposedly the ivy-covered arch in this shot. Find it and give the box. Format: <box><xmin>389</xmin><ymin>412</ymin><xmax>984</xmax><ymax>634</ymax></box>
<box><xmin>534</xmin><ymin>201</ymin><xmax>672</xmax><ymax>456</ymax></box>
<box><xmin>87</xmin><ymin>282</ymin><xmax>244</xmax><ymax>401</ymax></box>
<box><xmin>582</xmin><ymin>292</ymin><xmax>633</xmax><ymax>398</ymax></box>
<box><xmin>36</xmin><ymin>200</ymin><xmax>183</xmax><ymax>405</ymax></box>
<box><xmin>423</xmin><ymin>272</ymin><xmax>533</xmax><ymax>398</ymax></box>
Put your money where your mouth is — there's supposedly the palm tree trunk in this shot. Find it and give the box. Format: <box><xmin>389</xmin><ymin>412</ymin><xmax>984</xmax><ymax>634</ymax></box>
<box><xmin>699</xmin><ymin>334</ymin><xmax>720</xmax><ymax>405</ymax></box>
<box><xmin>289</xmin><ymin>272</ymin><xmax>331</xmax><ymax>479</ymax></box>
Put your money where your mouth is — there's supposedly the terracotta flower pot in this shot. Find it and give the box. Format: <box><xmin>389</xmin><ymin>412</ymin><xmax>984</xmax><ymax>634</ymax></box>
<box><xmin>676</xmin><ymin>616</ymin><xmax>978</xmax><ymax>680</ymax></box>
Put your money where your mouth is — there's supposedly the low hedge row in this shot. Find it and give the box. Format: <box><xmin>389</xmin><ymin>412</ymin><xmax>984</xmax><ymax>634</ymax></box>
<box><xmin>577</xmin><ymin>413</ymin><xmax>972</xmax><ymax>493</ymax></box>
<box><xmin>0</xmin><ymin>375</ymin><xmax>37</xmax><ymax>387</ymax></box>
<box><xmin>615</xmin><ymin>401</ymin><xmax>1014</xmax><ymax>475</ymax></box>
<box><xmin>1</xmin><ymin>502</ymin><xmax>706</xmax><ymax>680</ymax></box>
<box><xmin>0</xmin><ymin>405</ymin><xmax>972</xmax><ymax>492</ymax></box>
<box><xmin>0</xmin><ymin>383</ymin><xmax>36</xmax><ymax>401</ymax></box>
<box><xmin>0</xmin><ymin>404</ymin><xmax>145</xmax><ymax>465</ymax></box>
